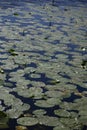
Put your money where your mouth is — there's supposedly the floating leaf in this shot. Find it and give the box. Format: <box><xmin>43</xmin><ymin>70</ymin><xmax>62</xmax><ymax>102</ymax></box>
<box><xmin>79</xmin><ymin>115</ymin><xmax>87</xmax><ymax>125</ymax></box>
<box><xmin>79</xmin><ymin>109</ymin><xmax>87</xmax><ymax>116</ymax></box>
<box><xmin>17</xmin><ymin>117</ymin><xmax>38</xmax><ymax>126</ymax></box>
<box><xmin>45</xmin><ymin>90</ymin><xmax>64</xmax><ymax>98</ymax></box>
<box><xmin>54</xmin><ymin>109</ymin><xmax>70</xmax><ymax>118</ymax></box>
<box><xmin>33</xmin><ymin>109</ymin><xmax>47</xmax><ymax>117</ymax></box>
<box><xmin>60</xmin><ymin>117</ymin><xmax>79</xmax><ymax>128</ymax></box>
<box><xmin>0</xmin><ymin>0</ymin><xmax>87</xmax><ymax>129</ymax></box>
<box><xmin>34</xmin><ymin>99</ymin><xmax>55</xmax><ymax>108</ymax></box>
<box><xmin>6</xmin><ymin>103</ymin><xmax>30</xmax><ymax>119</ymax></box>
<box><xmin>38</xmin><ymin>116</ymin><xmax>59</xmax><ymax>126</ymax></box>
<box><xmin>6</xmin><ymin>109</ymin><xmax>23</xmax><ymax>119</ymax></box>
<box><xmin>59</xmin><ymin>101</ymin><xmax>74</xmax><ymax>110</ymax></box>
<box><xmin>47</xmin><ymin>97</ymin><xmax>61</xmax><ymax>106</ymax></box>
<box><xmin>53</xmin><ymin>126</ymin><xmax>70</xmax><ymax>130</ymax></box>
<box><xmin>17</xmin><ymin>87</ymin><xmax>43</xmax><ymax>99</ymax></box>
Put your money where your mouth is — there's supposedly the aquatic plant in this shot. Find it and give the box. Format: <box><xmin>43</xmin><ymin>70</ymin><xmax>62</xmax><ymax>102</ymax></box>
<box><xmin>0</xmin><ymin>0</ymin><xmax>87</xmax><ymax>129</ymax></box>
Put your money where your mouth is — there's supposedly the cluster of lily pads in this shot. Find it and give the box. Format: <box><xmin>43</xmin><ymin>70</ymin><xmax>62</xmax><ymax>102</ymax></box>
<box><xmin>0</xmin><ymin>0</ymin><xmax>87</xmax><ymax>130</ymax></box>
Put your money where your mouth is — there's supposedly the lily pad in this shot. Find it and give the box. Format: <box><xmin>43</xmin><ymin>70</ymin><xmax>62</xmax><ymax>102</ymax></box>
<box><xmin>17</xmin><ymin>87</ymin><xmax>43</xmax><ymax>99</ymax></box>
<box><xmin>60</xmin><ymin>117</ymin><xmax>79</xmax><ymax>128</ymax></box>
<box><xmin>79</xmin><ymin>115</ymin><xmax>87</xmax><ymax>125</ymax></box>
<box><xmin>33</xmin><ymin>109</ymin><xmax>47</xmax><ymax>117</ymax></box>
<box><xmin>6</xmin><ymin>109</ymin><xmax>23</xmax><ymax>119</ymax></box>
<box><xmin>38</xmin><ymin>115</ymin><xmax>59</xmax><ymax>126</ymax></box>
<box><xmin>17</xmin><ymin>117</ymin><xmax>38</xmax><ymax>126</ymax></box>
<box><xmin>34</xmin><ymin>99</ymin><xmax>55</xmax><ymax>108</ymax></box>
<box><xmin>54</xmin><ymin>109</ymin><xmax>70</xmax><ymax>118</ymax></box>
<box><xmin>47</xmin><ymin>97</ymin><xmax>61</xmax><ymax>106</ymax></box>
<box><xmin>6</xmin><ymin>103</ymin><xmax>30</xmax><ymax>119</ymax></box>
<box><xmin>45</xmin><ymin>90</ymin><xmax>65</xmax><ymax>98</ymax></box>
<box><xmin>0</xmin><ymin>0</ymin><xmax>87</xmax><ymax>129</ymax></box>
<box><xmin>79</xmin><ymin>110</ymin><xmax>87</xmax><ymax>116</ymax></box>
<box><xmin>53</xmin><ymin>126</ymin><xmax>70</xmax><ymax>130</ymax></box>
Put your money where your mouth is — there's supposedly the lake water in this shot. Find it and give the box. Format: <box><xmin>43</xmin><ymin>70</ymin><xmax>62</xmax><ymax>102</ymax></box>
<box><xmin>0</xmin><ymin>0</ymin><xmax>87</xmax><ymax>130</ymax></box>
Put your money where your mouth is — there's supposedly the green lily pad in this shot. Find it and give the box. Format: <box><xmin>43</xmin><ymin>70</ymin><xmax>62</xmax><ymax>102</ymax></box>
<box><xmin>60</xmin><ymin>117</ymin><xmax>79</xmax><ymax>128</ymax></box>
<box><xmin>79</xmin><ymin>115</ymin><xmax>87</xmax><ymax>125</ymax></box>
<box><xmin>47</xmin><ymin>97</ymin><xmax>61</xmax><ymax>106</ymax></box>
<box><xmin>34</xmin><ymin>99</ymin><xmax>55</xmax><ymax>108</ymax></box>
<box><xmin>17</xmin><ymin>117</ymin><xmax>38</xmax><ymax>126</ymax></box>
<box><xmin>33</xmin><ymin>109</ymin><xmax>47</xmax><ymax>117</ymax></box>
<box><xmin>73</xmin><ymin>97</ymin><xmax>87</xmax><ymax>111</ymax></box>
<box><xmin>17</xmin><ymin>87</ymin><xmax>43</xmax><ymax>99</ymax></box>
<box><xmin>79</xmin><ymin>110</ymin><xmax>87</xmax><ymax>116</ymax></box>
<box><xmin>53</xmin><ymin>126</ymin><xmax>70</xmax><ymax>130</ymax></box>
<box><xmin>6</xmin><ymin>109</ymin><xmax>23</xmax><ymax>119</ymax></box>
<box><xmin>6</xmin><ymin>103</ymin><xmax>30</xmax><ymax>119</ymax></box>
<box><xmin>45</xmin><ymin>90</ymin><xmax>65</xmax><ymax>98</ymax></box>
<box><xmin>0</xmin><ymin>0</ymin><xmax>87</xmax><ymax>129</ymax></box>
<box><xmin>38</xmin><ymin>115</ymin><xmax>59</xmax><ymax>126</ymax></box>
<box><xmin>59</xmin><ymin>101</ymin><xmax>74</xmax><ymax>110</ymax></box>
<box><xmin>54</xmin><ymin>109</ymin><xmax>70</xmax><ymax>118</ymax></box>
